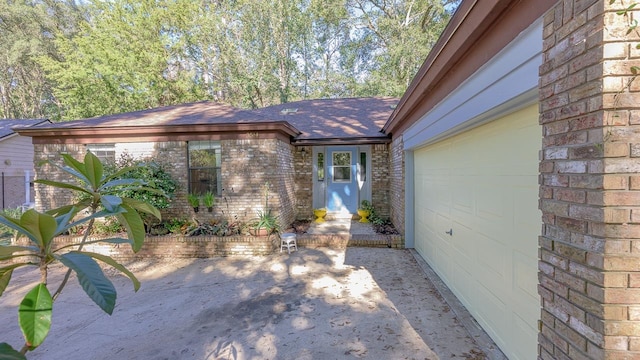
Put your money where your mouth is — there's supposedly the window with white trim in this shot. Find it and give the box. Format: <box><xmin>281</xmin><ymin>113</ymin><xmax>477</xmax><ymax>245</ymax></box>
<box><xmin>332</xmin><ymin>151</ymin><xmax>351</xmax><ymax>182</ymax></box>
<box><xmin>188</xmin><ymin>141</ymin><xmax>221</xmax><ymax>195</ymax></box>
<box><xmin>86</xmin><ymin>143</ymin><xmax>115</xmax><ymax>163</ymax></box>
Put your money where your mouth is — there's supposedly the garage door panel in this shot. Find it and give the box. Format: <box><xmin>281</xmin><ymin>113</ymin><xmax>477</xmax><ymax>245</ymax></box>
<box><xmin>476</xmin><ymin>182</ymin><xmax>506</xmax><ymax>221</ymax></box>
<box><xmin>513</xmin><ymin>250</ymin><xmax>539</xmax><ymax>308</ymax></box>
<box><xmin>511</xmin><ymin>312</ymin><xmax>537</xmax><ymax>360</ymax></box>
<box><xmin>413</xmin><ymin>105</ymin><xmax>540</xmax><ymax>360</ymax></box>
<box><xmin>474</xmin><ymin>283</ymin><xmax>508</xmax><ymax>344</ymax></box>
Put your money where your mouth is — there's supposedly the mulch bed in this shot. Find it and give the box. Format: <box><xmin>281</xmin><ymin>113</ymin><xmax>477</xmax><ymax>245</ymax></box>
<box><xmin>289</xmin><ymin>219</ymin><xmax>399</xmax><ymax>235</ymax></box>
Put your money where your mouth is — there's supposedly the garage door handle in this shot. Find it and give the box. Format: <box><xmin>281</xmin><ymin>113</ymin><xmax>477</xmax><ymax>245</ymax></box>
<box><xmin>445</xmin><ymin>229</ymin><xmax>453</xmax><ymax>236</ymax></box>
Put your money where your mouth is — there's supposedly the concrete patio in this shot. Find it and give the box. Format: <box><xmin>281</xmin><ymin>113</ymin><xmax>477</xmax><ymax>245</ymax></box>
<box><xmin>0</xmin><ymin>247</ymin><xmax>505</xmax><ymax>359</ymax></box>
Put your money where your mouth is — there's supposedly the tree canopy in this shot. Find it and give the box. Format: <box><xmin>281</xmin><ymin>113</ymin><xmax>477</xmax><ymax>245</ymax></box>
<box><xmin>1</xmin><ymin>0</ymin><xmax>459</xmax><ymax>121</ymax></box>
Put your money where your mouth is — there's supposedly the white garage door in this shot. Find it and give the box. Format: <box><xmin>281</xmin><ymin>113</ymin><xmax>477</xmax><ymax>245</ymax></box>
<box><xmin>414</xmin><ymin>105</ymin><xmax>540</xmax><ymax>360</ymax></box>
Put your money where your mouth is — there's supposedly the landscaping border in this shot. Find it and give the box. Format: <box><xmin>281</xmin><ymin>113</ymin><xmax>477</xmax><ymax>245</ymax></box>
<box><xmin>14</xmin><ymin>233</ymin><xmax>404</xmax><ymax>260</ymax></box>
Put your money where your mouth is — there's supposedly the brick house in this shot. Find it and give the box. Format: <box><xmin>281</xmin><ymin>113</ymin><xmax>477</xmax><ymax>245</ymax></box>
<box><xmin>385</xmin><ymin>0</ymin><xmax>640</xmax><ymax>359</ymax></box>
<box><xmin>15</xmin><ymin>98</ymin><xmax>397</xmax><ymax>229</ymax></box>
<box><xmin>0</xmin><ymin>119</ymin><xmax>50</xmax><ymax>209</ymax></box>
<box><xmin>13</xmin><ymin>0</ymin><xmax>640</xmax><ymax>358</ymax></box>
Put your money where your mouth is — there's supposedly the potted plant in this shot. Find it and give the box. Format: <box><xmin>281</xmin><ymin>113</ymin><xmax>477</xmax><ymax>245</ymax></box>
<box><xmin>313</xmin><ymin>207</ymin><xmax>327</xmax><ymax>223</ymax></box>
<box><xmin>203</xmin><ymin>191</ymin><xmax>215</xmax><ymax>212</ymax></box>
<box><xmin>187</xmin><ymin>193</ymin><xmax>200</xmax><ymax>213</ymax></box>
<box><xmin>253</xmin><ymin>209</ymin><xmax>280</xmax><ymax>236</ymax></box>
<box><xmin>357</xmin><ymin>200</ymin><xmax>373</xmax><ymax>223</ymax></box>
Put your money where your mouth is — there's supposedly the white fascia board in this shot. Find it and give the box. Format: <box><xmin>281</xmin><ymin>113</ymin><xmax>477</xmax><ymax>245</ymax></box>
<box><xmin>403</xmin><ymin>18</ymin><xmax>543</xmax><ymax>150</ymax></box>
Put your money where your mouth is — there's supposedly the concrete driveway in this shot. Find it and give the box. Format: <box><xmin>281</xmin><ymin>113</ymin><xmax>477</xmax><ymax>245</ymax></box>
<box><xmin>0</xmin><ymin>248</ymin><xmax>503</xmax><ymax>359</ymax></box>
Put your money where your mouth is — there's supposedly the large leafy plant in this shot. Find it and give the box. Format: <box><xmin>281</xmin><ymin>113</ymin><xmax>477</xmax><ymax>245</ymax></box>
<box><xmin>0</xmin><ymin>152</ymin><xmax>161</xmax><ymax>359</ymax></box>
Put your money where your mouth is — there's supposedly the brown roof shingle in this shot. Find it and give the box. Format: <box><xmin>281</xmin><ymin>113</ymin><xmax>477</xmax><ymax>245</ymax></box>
<box><xmin>14</xmin><ymin>98</ymin><xmax>398</xmax><ymax>143</ymax></box>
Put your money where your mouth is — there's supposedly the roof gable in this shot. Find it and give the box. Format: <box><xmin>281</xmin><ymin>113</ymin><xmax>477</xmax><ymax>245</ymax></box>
<box><xmin>0</xmin><ymin>119</ymin><xmax>50</xmax><ymax>139</ymax></box>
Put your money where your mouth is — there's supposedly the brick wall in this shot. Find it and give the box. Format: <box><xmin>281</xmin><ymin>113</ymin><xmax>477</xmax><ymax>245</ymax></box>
<box><xmin>389</xmin><ymin>137</ymin><xmax>405</xmax><ymax>235</ymax></box>
<box><xmin>293</xmin><ymin>146</ymin><xmax>313</xmax><ymax>219</ymax></box>
<box><xmin>24</xmin><ymin>234</ymin><xmax>279</xmax><ymax>259</ymax></box>
<box><xmin>218</xmin><ymin>138</ymin><xmax>295</xmax><ymax>228</ymax></box>
<box><xmin>371</xmin><ymin>143</ymin><xmax>390</xmax><ymax>219</ymax></box>
<box><xmin>538</xmin><ymin>0</ymin><xmax>640</xmax><ymax>358</ymax></box>
<box><xmin>34</xmin><ymin>138</ymin><xmax>297</xmax><ymax>230</ymax></box>
<box><xmin>33</xmin><ymin>144</ymin><xmax>86</xmax><ymax>211</ymax></box>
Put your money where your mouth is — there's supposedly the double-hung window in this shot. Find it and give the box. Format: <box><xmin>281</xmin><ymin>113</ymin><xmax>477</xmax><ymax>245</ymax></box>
<box><xmin>86</xmin><ymin>143</ymin><xmax>116</xmax><ymax>163</ymax></box>
<box><xmin>188</xmin><ymin>141</ymin><xmax>221</xmax><ymax>196</ymax></box>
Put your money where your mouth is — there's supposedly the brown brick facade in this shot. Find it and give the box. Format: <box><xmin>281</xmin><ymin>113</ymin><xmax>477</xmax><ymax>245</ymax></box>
<box><xmin>539</xmin><ymin>1</ymin><xmax>640</xmax><ymax>358</ymax></box>
<box><xmin>389</xmin><ymin>136</ymin><xmax>405</xmax><ymax>235</ymax></box>
<box><xmin>34</xmin><ymin>138</ymin><xmax>297</xmax><ymax>230</ymax></box>
<box><xmin>371</xmin><ymin>144</ymin><xmax>391</xmax><ymax>219</ymax></box>
<box><xmin>293</xmin><ymin>146</ymin><xmax>313</xmax><ymax>219</ymax></box>
<box><xmin>34</xmin><ymin>143</ymin><xmax>86</xmax><ymax>211</ymax></box>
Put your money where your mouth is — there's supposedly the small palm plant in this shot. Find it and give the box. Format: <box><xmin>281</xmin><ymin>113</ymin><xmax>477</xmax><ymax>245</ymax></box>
<box><xmin>0</xmin><ymin>152</ymin><xmax>161</xmax><ymax>359</ymax></box>
<box><xmin>202</xmin><ymin>191</ymin><xmax>215</xmax><ymax>212</ymax></box>
<box><xmin>187</xmin><ymin>193</ymin><xmax>200</xmax><ymax>212</ymax></box>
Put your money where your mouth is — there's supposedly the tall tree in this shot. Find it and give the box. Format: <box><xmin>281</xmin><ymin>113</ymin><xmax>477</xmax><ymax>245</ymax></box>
<box><xmin>0</xmin><ymin>0</ymin><xmax>82</xmax><ymax>120</ymax></box>
<box><xmin>349</xmin><ymin>0</ymin><xmax>458</xmax><ymax>96</ymax></box>
<box><xmin>33</xmin><ymin>0</ymin><xmax>457</xmax><ymax>119</ymax></box>
<box><xmin>39</xmin><ymin>0</ymin><xmax>206</xmax><ymax>120</ymax></box>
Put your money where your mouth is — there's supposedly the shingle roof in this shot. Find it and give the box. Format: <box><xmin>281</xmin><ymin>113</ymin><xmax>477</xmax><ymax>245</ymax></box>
<box><xmin>31</xmin><ymin>101</ymin><xmax>270</xmax><ymax>129</ymax></box>
<box><xmin>0</xmin><ymin>119</ymin><xmax>50</xmax><ymax>139</ymax></box>
<box><xmin>255</xmin><ymin>97</ymin><xmax>398</xmax><ymax>141</ymax></box>
<box><xmin>13</xmin><ymin>98</ymin><xmax>399</xmax><ymax>142</ymax></box>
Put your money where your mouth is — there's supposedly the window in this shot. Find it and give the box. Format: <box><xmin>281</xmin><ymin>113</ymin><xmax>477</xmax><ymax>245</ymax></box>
<box><xmin>86</xmin><ymin>144</ymin><xmax>115</xmax><ymax>163</ymax></box>
<box><xmin>317</xmin><ymin>152</ymin><xmax>324</xmax><ymax>181</ymax></box>
<box><xmin>332</xmin><ymin>151</ymin><xmax>351</xmax><ymax>182</ymax></box>
<box><xmin>360</xmin><ymin>152</ymin><xmax>367</xmax><ymax>181</ymax></box>
<box><xmin>188</xmin><ymin>141</ymin><xmax>221</xmax><ymax>195</ymax></box>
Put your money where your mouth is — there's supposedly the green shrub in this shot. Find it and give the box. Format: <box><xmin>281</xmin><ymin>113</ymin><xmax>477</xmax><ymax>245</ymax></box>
<box><xmin>104</xmin><ymin>152</ymin><xmax>177</xmax><ymax>210</ymax></box>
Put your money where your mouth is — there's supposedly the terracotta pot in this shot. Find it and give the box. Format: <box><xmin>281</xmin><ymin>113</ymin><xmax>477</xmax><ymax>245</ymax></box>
<box><xmin>250</xmin><ymin>228</ymin><xmax>269</xmax><ymax>237</ymax></box>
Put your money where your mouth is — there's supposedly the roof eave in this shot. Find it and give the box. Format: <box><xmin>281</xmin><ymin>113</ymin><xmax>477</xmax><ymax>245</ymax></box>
<box><xmin>383</xmin><ymin>0</ymin><xmax>555</xmax><ymax>135</ymax></box>
<box><xmin>15</xmin><ymin>121</ymin><xmax>301</xmax><ymax>142</ymax></box>
<box><xmin>292</xmin><ymin>137</ymin><xmax>391</xmax><ymax>146</ymax></box>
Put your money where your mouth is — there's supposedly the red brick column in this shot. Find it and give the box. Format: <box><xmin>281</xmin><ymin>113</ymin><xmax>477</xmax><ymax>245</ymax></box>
<box><xmin>539</xmin><ymin>0</ymin><xmax>640</xmax><ymax>358</ymax></box>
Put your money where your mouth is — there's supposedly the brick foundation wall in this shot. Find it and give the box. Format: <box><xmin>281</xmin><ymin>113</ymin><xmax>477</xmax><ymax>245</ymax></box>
<box><xmin>371</xmin><ymin>143</ymin><xmax>390</xmax><ymax>219</ymax></box>
<box><xmin>389</xmin><ymin>137</ymin><xmax>405</xmax><ymax>235</ymax></box>
<box><xmin>23</xmin><ymin>235</ymin><xmax>279</xmax><ymax>259</ymax></box>
<box><xmin>538</xmin><ymin>0</ymin><xmax>640</xmax><ymax>358</ymax></box>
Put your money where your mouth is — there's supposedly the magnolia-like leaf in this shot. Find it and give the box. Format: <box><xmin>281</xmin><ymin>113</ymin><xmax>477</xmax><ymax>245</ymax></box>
<box><xmin>0</xmin><ymin>264</ymin><xmax>29</xmax><ymax>297</ymax></box>
<box><xmin>53</xmin><ymin>207</ymin><xmax>76</xmax><ymax>236</ymax></box>
<box><xmin>0</xmin><ymin>342</ymin><xmax>27</xmax><ymax>359</ymax></box>
<box><xmin>100</xmin><ymin>178</ymin><xmax>144</xmax><ymax>191</ymax></box>
<box><xmin>0</xmin><ymin>215</ymin><xmax>39</xmax><ymax>246</ymax></box>
<box><xmin>101</xmin><ymin>195</ymin><xmax>123</xmax><ymax>213</ymax></box>
<box><xmin>83</xmin><ymin>152</ymin><xmax>103</xmax><ymax>190</ymax></box>
<box><xmin>116</xmin><ymin>204</ymin><xmax>146</xmax><ymax>252</ymax></box>
<box><xmin>57</xmin><ymin>252</ymin><xmax>116</xmax><ymax>314</ymax></box>
<box><xmin>79</xmin><ymin>251</ymin><xmax>140</xmax><ymax>291</ymax></box>
<box><xmin>19</xmin><ymin>210</ymin><xmax>57</xmax><ymax>250</ymax></box>
<box><xmin>33</xmin><ymin>179</ymin><xmax>90</xmax><ymax>196</ymax></box>
<box><xmin>61</xmin><ymin>153</ymin><xmax>87</xmax><ymax>178</ymax></box>
<box><xmin>122</xmin><ymin>198</ymin><xmax>161</xmax><ymax>220</ymax></box>
<box><xmin>18</xmin><ymin>284</ymin><xmax>52</xmax><ymax>350</ymax></box>
<box><xmin>0</xmin><ymin>246</ymin><xmax>36</xmax><ymax>259</ymax></box>
<box><xmin>65</xmin><ymin>208</ymin><xmax>126</xmax><ymax>231</ymax></box>
<box><xmin>102</xmin><ymin>165</ymin><xmax>139</xmax><ymax>183</ymax></box>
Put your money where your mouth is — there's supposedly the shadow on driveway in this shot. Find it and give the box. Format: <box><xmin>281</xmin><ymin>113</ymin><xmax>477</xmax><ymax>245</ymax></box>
<box><xmin>1</xmin><ymin>248</ymin><xmax>498</xmax><ymax>359</ymax></box>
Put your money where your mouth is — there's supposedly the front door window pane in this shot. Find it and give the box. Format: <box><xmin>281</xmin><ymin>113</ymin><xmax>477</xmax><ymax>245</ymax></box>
<box><xmin>333</xmin><ymin>152</ymin><xmax>351</xmax><ymax>182</ymax></box>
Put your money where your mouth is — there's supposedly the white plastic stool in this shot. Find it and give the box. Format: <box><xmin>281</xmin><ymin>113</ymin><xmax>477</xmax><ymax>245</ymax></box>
<box><xmin>280</xmin><ymin>233</ymin><xmax>297</xmax><ymax>254</ymax></box>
